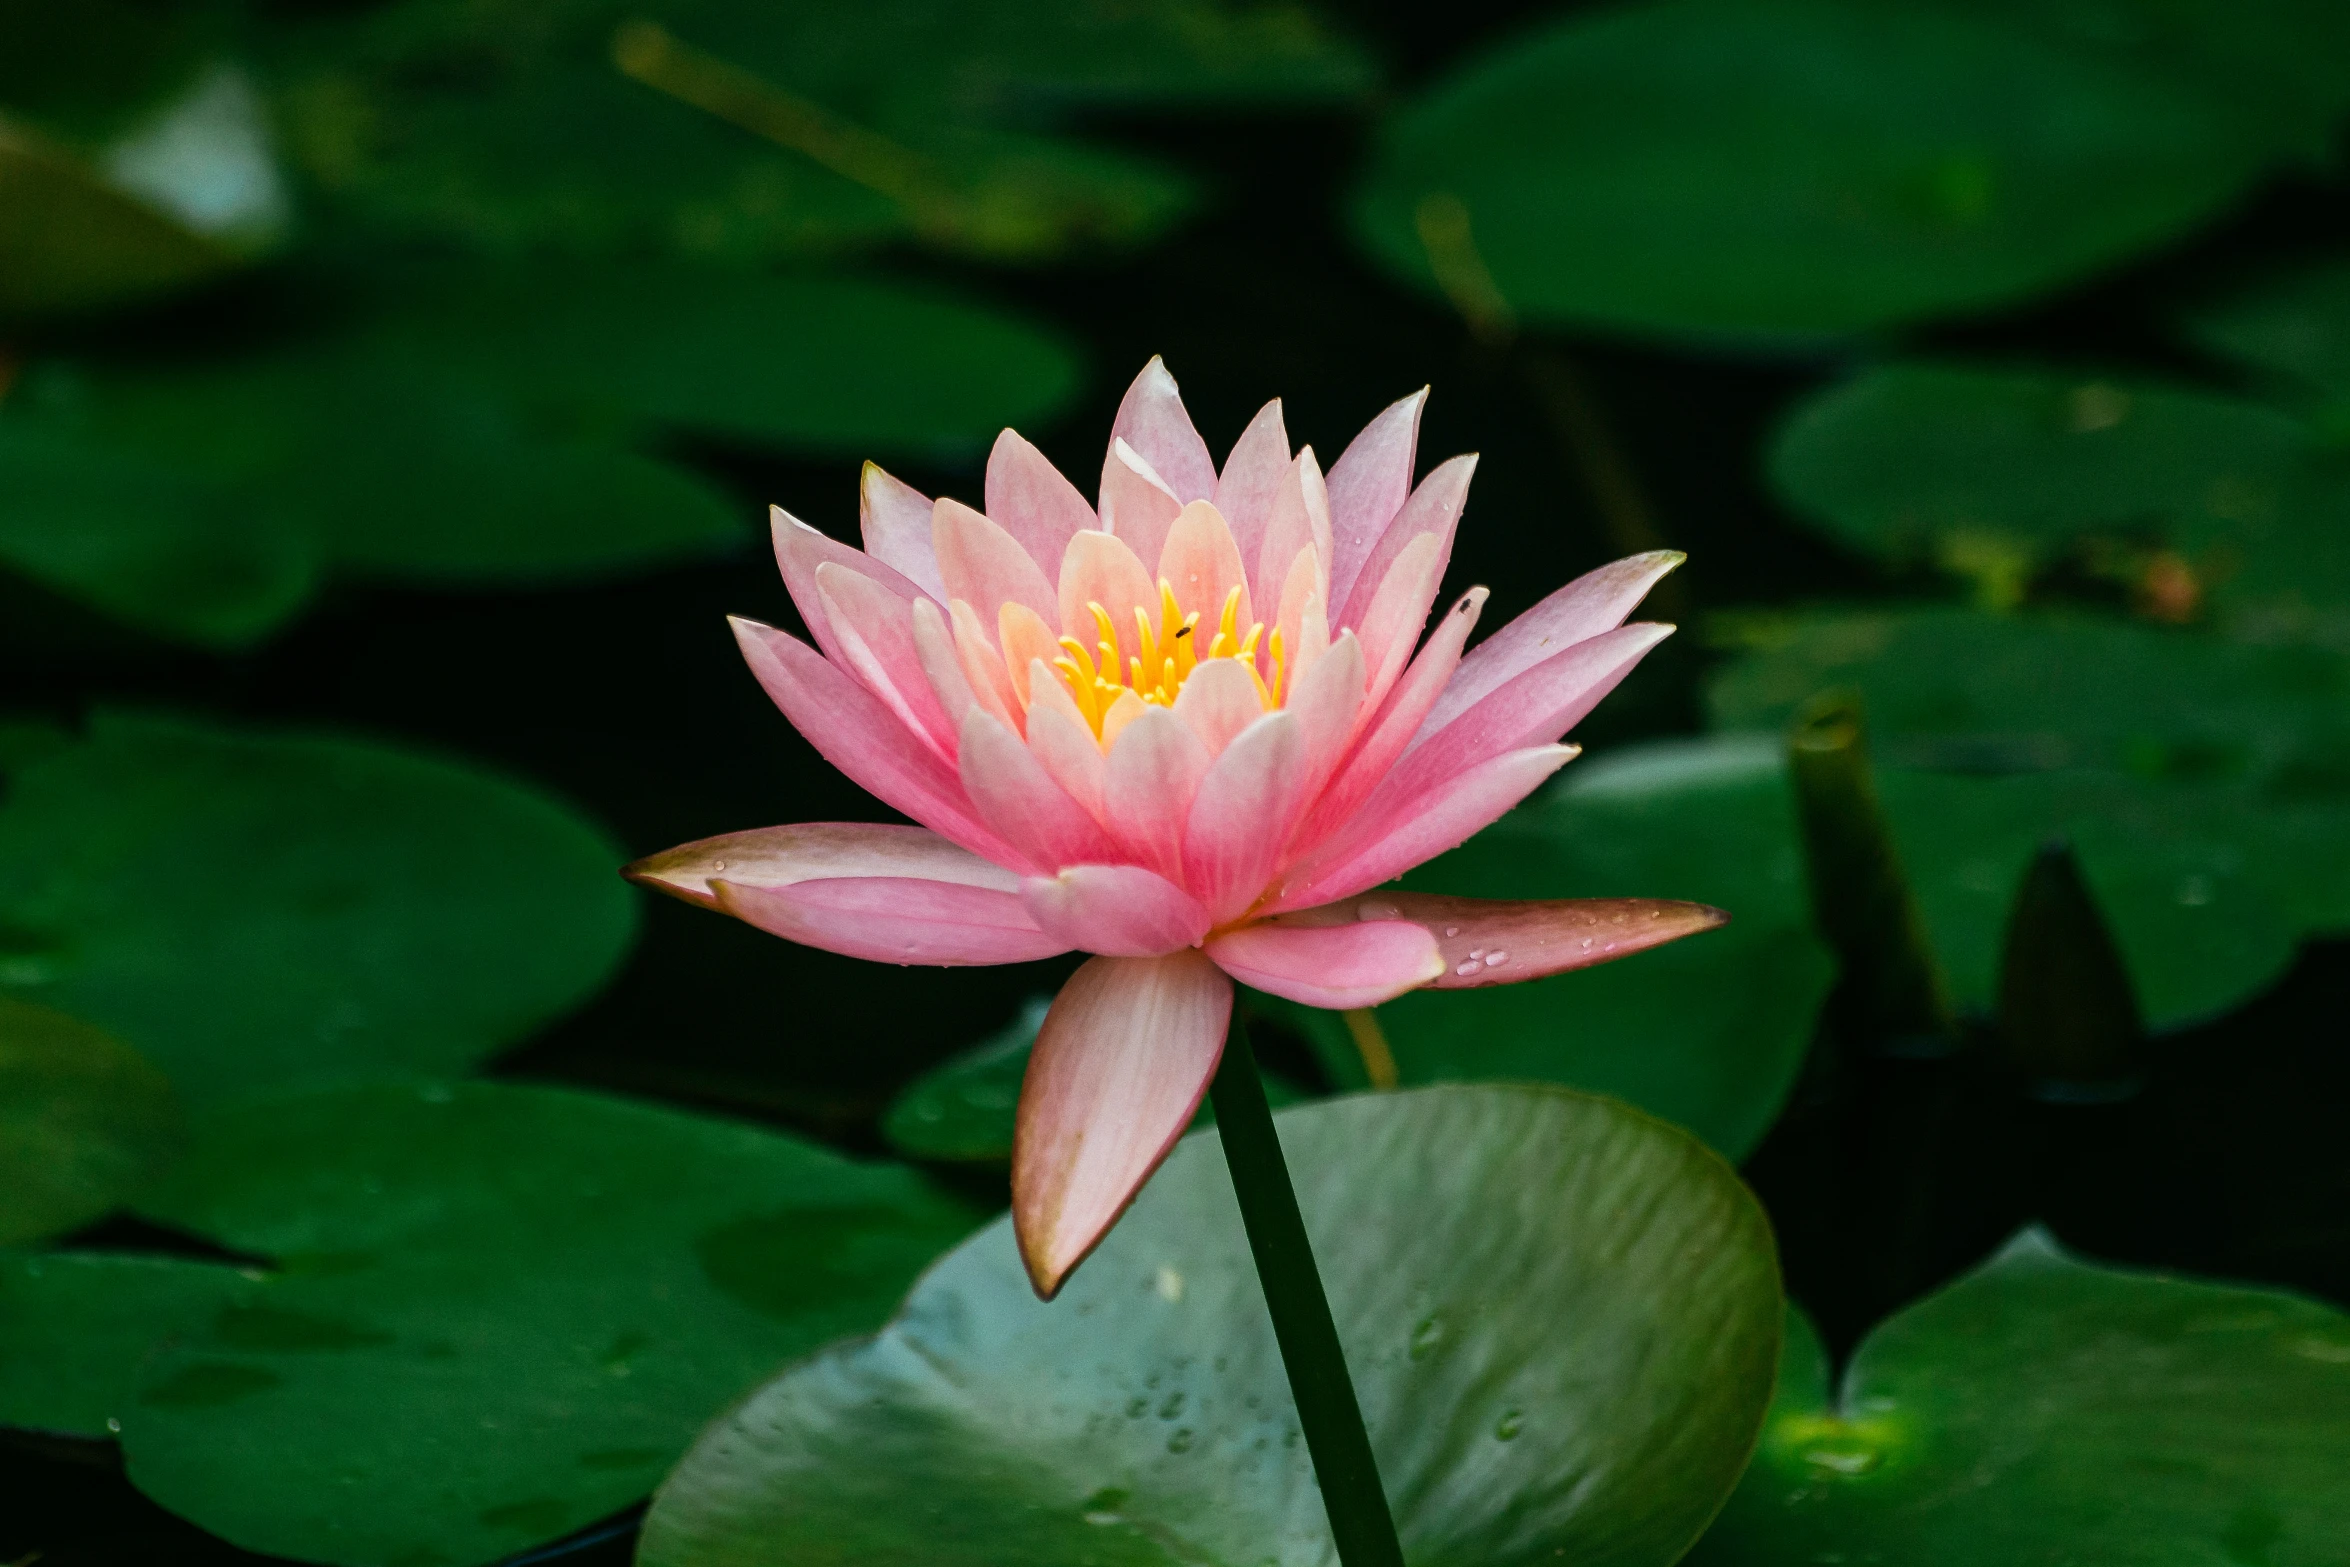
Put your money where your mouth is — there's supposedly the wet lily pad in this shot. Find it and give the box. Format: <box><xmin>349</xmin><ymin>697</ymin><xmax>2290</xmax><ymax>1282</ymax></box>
<box><xmin>113</xmin><ymin>1079</ymin><xmax>980</xmax><ymax>1567</ymax></box>
<box><xmin>0</xmin><ymin>1250</ymin><xmax>256</xmax><ymax>1439</ymax></box>
<box><xmin>1687</xmin><ymin>1229</ymin><xmax>2350</xmax><ymax>1565</ymax></box>
<box><xmin>1351</xmin><ymin>0</ymin><xmax>2269</xmax><ymax>345</ymax></box>
<box><xmin>0</xmin><ymin>997</ymin><xmax>183</xmax><ymax>1245</ymax></box>
<box><xmin>642</xmin><ymin>1083</ymin><xmax>1783</xmax><ymax>1567</ymax></box>
<box><xmin>0</xmin><ymin>712</ymin><xmax>637</xmax><ymax>1106</ymax></box>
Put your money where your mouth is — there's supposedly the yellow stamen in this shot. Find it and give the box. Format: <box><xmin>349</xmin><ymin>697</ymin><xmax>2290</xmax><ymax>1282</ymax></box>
<box><xmin>1043</xmin><ymin>575</ymin><xmax>1280</xmax><ymax>740</ymax></box>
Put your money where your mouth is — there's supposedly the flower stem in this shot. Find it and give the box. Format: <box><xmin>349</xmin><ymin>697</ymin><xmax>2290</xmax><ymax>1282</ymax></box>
<box><xmin>1209</xmin><ymin>1022</ymin><xmax>1406</xmax><ymax>1567</ymax></box>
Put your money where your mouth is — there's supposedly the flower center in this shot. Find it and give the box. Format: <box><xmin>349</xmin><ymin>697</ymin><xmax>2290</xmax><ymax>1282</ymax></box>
<box><xmin>1051</xmin><ymin>581</ymin><xmax>1286</xmax><ymax>736</ymax></box>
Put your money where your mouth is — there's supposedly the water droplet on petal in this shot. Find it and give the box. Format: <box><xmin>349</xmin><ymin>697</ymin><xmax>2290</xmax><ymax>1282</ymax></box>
<box><xmin>1468</xmin><ymin>947</ymin><xmax>1485</xmax><ymax>960</ymax></box>
<box><xmin>712</xmin><ymin>859</ymin><xmax>727</xmax><ymax>871</ymax></box>
<box><xmin>1443</xmin><ymin>925</ymin><xmax>1460</xmax><ymax>937</ymax></box>
<box><xmin>1455</xmin><ymin>959</ymin><xmax>1482</xmax><ymax>976</ymax></box>
<box><xmin>1485</xmin><ymin>951</ymin><xmax>1508</xmax><ymax>967</ymax></box>
<box><xmin>1357</xmin><ymin>900</ymin><xmax>1400</xmax><ymax>921</ymax></box>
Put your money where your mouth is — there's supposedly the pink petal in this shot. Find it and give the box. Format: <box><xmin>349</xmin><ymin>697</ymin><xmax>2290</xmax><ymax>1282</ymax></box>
<box><xmin>1266</xmin><ymin>744</ymin><xmax>1578</xmax><ymax>914</ymax></box>
<box><xmin>1214</xmin><ymin>399</ymin><xmax>1290</xmax><ymax>569</ymax></box>
<box><xmin>1325</xmin><ymin>387</ymin><xmax>1427</xmax><ymax>617</ymax></box>
<box><xmin>1184</xmin><ymin>710</ymin><xmax>1305</xmax><ymax>923</ymax></box>
<box><xmin>1158</xmin><ymin>499</ymin><xmax>1253</xmax><ymax>630</ymax></box>
<box><xmin>623</xmin><ymin>821</ymin><xmax>1019</xmax><ymax>909</ymax></box>
<box><xmin>986</xmin><ymin>428</ymin><xmax>1097</xmax><ymax>570</ymax></box>
<box><xmin>1302</xmin><ymin>588</ymin><xmax>1488</xmax><ymax>852</ymax></box>
<box><xmin>959</xmin><ymin>709</ymin><xmax>1119</xmax><ymax>874</ymax></box>
<box><xmin>714</xmin><ymin>875</ymin><xmax>1066</xmax><ymax>966</ymax></box>
<box><xmin>949</xmin><ymin>599</ymin><xmax>1022</xmax><ymax>726</ymax></box>
<box><xmin>1058</xmin><ymin>530</ymin><xmax>1159</xmax><ymax>648</ymax></box>
<box><xmin>1205</xmin><ymin>918</ymin><xmax>1445</xmax><ymax>1009</ymax></box>
<box><xmin>1105</xmin><ymin>356</ymin><xmax>1217</xmax><ymax>506</ymax></box>
<box><xmin>1253</xmin><ymin>448</ymin><xmax>1332</xmax><ymax>614</ymax></box>
<box><xmin>911</xmin><ymin>596</ymin><xmax>995</xmax><ymax>737</ymax></box>
<box><xmin>1169</xmin><ymin>656</ymin><xmax>1265</xmax><ymax>758</ymax></box>
<box><xmin>1261</xmin><ymin>892</ymin><xmax>1728</xmax><ymax>988</ymax></box>
<box><xmin>1021</xmin><ymin>863</ymin><xmax>1211</xmax><ymax>956</ymax></box>
<box><xmin>771</xmin><ymin>508</ymin><xmax>927</xmax><ymax>666</ymax></box>
<box><xmin>1383</xmin><ymin>622</ymin><xmax>1673</xmax><ymax>807</ymax></box>
<box><xmin>1023</xmin><ymin>663</ymin><xmax>1108</xmax><ymax>818</ymax></box>
<box><xmin>1271</xmin><ymin>542</ymin><xmax>1331</xmax><ymax>692</ymax></box>
<box><xmin>816</xmin><ymin>563</ymin><xmax>955</xmax><ymax>759</ymax></box>
<box><xmin>1104</xmin><ymin>706</ymin><xmax>1211</xmax><ymax>879</ymax></box>
<box><xmin>1013</xmin><ymin>949</ymin><xmax>1232</xmax><ymax>1297</ymax></box>
<box><xmin>731</xmin><ymin>618</ymin><xmax>1011</xmax><ymax>862</ymax></box>
<box><xmin>859</xmin><ymin>465</ymin><xmax>945</xmax><ymax>602</ymax></box>
<box><xmin>1284</xmin><ymin>629</ymin><xmax>1365</xmax><ymax>799</ymax></box>
<box><xmin>934</xmin><ymin>497</ymin><xmax>1058</xmax><ymax>628</ymax></box>
<box><xmin>997</xmin><ymin>602</ymin><xmax>1062</xmax><ymax>711</ymax></box>
<box><xmin>1337</xmin><ymin>454</ymin><xmax>1476</xmax><ymax>632</ymax></box>
<box><xmin>1100</xmin><ymin>439</ymin><xmax>1186</xmax><ymax>572</ymax></box>
<box><xmin>1350</xmin><ymin>531</ymin><xmax>1448</xmax><ymax>714</ymax></box>
<box><xmin>1422</xmin><ymin>551</ymin><xmax>1683</xmax><ymax>737</ymax></box>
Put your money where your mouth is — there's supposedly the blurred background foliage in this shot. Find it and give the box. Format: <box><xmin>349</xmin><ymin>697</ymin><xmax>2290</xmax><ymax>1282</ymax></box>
<box><xmin>5</xmin><ymin>0</ymin><xmax>2350</xmax><ymax>1563</ymax></box>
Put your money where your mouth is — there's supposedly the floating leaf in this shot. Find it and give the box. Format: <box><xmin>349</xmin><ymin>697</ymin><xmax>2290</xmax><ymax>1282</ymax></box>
<box><xmin>1687</xmin><ymin>1229</ymin><xmax>2350</xmax><ymax>1565</ymax></box>
<box><xmin>2184</xmin><ymin>255</ymin><xmax>2350</xmax><ymax>427</ymax></box>
<box><xmin>1764</xmin><ymin>360</ymin><xmax>2350</xmax><ymax>631</ymax></box>
<box><xmin>105</xmin><ymin>1079</ymin><xmax>979</xmax><ymax>1567</ymax></box>
<box><xmin>0</xmin><ymin>1250</ymin><xmax>255</xmax><ymax>1439</ymax></box>
<box><xmin>0</xmin><ymin>997</ymin><xmax>183</xmax><ymax>1245</ymax></box>
<box><xmin>1351</xmin><ymin>0</ymin><xmax>2270</xmax><ymax>345</ymax></box>
<box><xmin>1372</xmin><ymin>751</ymin><xmax>1833</xmax><ymax>1161</ymax></box>
<box><xmin>0</xmin><ymin>712</ymin><xmax>637</xmax><ymax>1106</ymax></box>
<box><xmin>643</xmin><ymin>1084</ymin><xmax>1783</xmax><ymax>1567</ymax></box>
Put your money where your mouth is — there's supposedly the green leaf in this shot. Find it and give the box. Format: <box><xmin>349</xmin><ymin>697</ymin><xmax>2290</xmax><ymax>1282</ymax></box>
<box><xmin>2184</xmin><ymin>255</ymin><xmax>2350</xmax><ymax>427</ymax></box>
<box><xmin>0</xmin><ymin>997</ymin><xmax>183</xmax><ymax>1245</ymax></box>
<box><xmin>1687</xmin><ymin>1229</ymin><xmax>2350</xmax><ymax>1566</ymax></box>
<box><xmin>642</xmin><ymin>1083</ymin><xmax>1783</xmax><ymax>1567</ymax></box>
<box><xmin>1350</xmin><ymin>0</ymin><xmax>2269</xmax><ymax>346</ymax></box>
<box><xmin>0</xmin><ymin>116</ymin><xmax>238</xmax><ymax>320</ymax></box>
<box><xmin>1764</xmin><ymin>360</ymin><xmax>2350</xmax><ymax>633</ymax></box>
<box><xmin>0</xmin><ymin>1250</ymin><xmax>256</xmax><ymax>1439</ymax></box>
<box><xmin>0</xmin><ymin>712</ymin><xmax>637</xmax><ymax>1106</ymax></box>
<box><xmin>1369</xmin><ymin>746</ymin><xmax>1834</xmax><ymax>1161</ymax></box>
<box><xmin>108</xmin><ymin>1079</ymin><xmax>979</xmax><ymax>1567</ymax></box>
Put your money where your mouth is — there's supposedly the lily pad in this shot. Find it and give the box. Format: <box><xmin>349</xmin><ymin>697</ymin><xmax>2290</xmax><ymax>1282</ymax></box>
<box><xmin>2184</xmin><ymin>255</ymin><xmax>2350</xmax><ymax>426</ymax></box>
<box><xmin>1350</xmin><ymin>0</ymin><xmax>2268</xmax><ymax>345</ymax></box>
<box><xmin>641</xmin><ymin>1083</ymin><xmax>1783</xmax><ymax>1567</ymax></box>
<box><xmin>1687</xmin><ymin>1229</ymin><xmax>2350</xmax><ymax>1565</ymax></box>
<box><xmin>0</xmin><ymin>1250</ymin><xmax>255</xmax><ymax>1438</ymax></box>
<box><xmin>1372</xmin><ymin>751</ymin><xmax>1834</xmax><ymax>1162</ymax></box>
<box><xmin>0</xmin><ymin>997</ymin><xmax>183</xmax><ymax>1245</ymax></box>
<box><xmin>0</xmin><ymin>711</ymin><xmax>637</xmax><ymax>1106</ymax></box>
<box><xmin>1768</xmin><ymin>360</ymin><xmax>2350</xmax><ymax>615</ymax></box>
<box><xmin>115</xmin><ymin>1078</ymin><xmax>980</xmax><ymax>1567</ymax></box>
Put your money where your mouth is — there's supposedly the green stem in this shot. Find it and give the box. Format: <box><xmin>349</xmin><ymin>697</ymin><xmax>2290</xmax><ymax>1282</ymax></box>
<box><xmin>1209</xmin><ymin>1023</ymin><xmax>1406</xmax><ymax>1567</ymax></box>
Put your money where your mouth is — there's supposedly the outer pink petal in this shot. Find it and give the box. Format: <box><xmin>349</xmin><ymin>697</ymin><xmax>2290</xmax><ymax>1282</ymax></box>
<box><xmin>1013</xmin><ymin>949</ymin><xmax>1232</xmax><ymax>1297</ymax></box>
<box><xmin>1183</xmin><ymin>710</ymin><xmax>1305</xmax><ymax>923</ymax></box>
<box><xmin>1253</xmin><ymin>892</ymin><xmax>1728</xmax><ymax>988</ymax></box>
<box><xmin>1169</xmin><ymin>657</ymin><xmax>1264</xmax><ymax>758</ymax></box>
<box><xmin>986</xmin><ymin>428</ymin><xmax>1096</xmax><ymax>570</ymax></box>
<box><xmin>1325</xmin><ymin>387</ymin><xmax>1427</xmax><ymax>617</ymax></box>
<box><xmin>1303</xmin><ymin>588</ymin><xmax>1487</xmax><ymax>853</ymax></box>
<box><xmin>1253</xmin><ymin>448</ymin><xmax>1332</xmax><ymax>614</ymax></box>
<box><xmin>1204</xmin><ymin>919</ymin><xmax>1444</xmax><ymax>1009</ymax></box>
<box><xmin>771</xmin><ymin>508</ymin><xmax>928</xmax><ymax>665</ymax></box>
<box><xmin>1422</xmin><ymin>551</ymin><xmax>1684</xmax><ymax>737</ymax></box>
<box><xmin>714</xmin><ymin>876</ymin><xmax>1067</xmax><ymax>965</ymax></box>
<box><xmin>731</xmin><ymin>618</ymin><xmax>1012</xmax><ymax>862</ymax></box>
<box><xmin>1285</xmin><ymin>629</ymin><xmax>1365</xmax><ymax>800</ymax></box>
<box><xmin>1266</xmin><ymin>744</ymin><xmax>1578</xmax><ymax>914</ymax></box>
<box><xmin>1350</xmin><ymin>531</ymin><xmax>1447</xmax><ymax>714</ymax></box>
<box><xmin>959</xmin><ymin>710</ymin><xmax>1120</xmax><ymax>875</ymax></box>
<box><xmin>1021</xmin><ymin>863</ymin><xmax>1211</xmax><ymax>956</ymax></box>
<box><xmin>1337</xmin><ymin>453</ymin><xmax>1476</xmax><ymax>633</ymax></box>
<box><xmin>816</xmin><ymin>563</ymin><xmax>956</xmax><ymax>759</ymax></box>
<box><xmin>934</xmin><ymin>497</ymin><xmax>1059</xmax><ymax>628</ymax></box>
<box><xmin>911</xmin><ymin>597</ymin><xmax>995</xmax><ymax>733</ymax></box>
<box><xmin>623</xmin><ymin>821</ymin><xmax>1019</xmax><ymax>909</ymax></box>
<box><xmin>859</xmin><ymin>465</ymin><xmax>946</xmax><ymax>602</ymax></box>
<box><xmin>1104</xmin><ymin>706</ymin><xmax>1211</xmax><ymax>879</ymax></box>
<box><xmin>1105</xmin><ymin>356</ymin><xmax>1217</xmax><ymax>506</ymax></box>
<box><xmin>1215</xmin><ymin>399</ymin><xmax>1290</xmax><ymax>568</ymax></box>
<box><xmin>1101</xmin><ymin>440</ymin><xmax>1186</xmax><ymax>572</ymax></box>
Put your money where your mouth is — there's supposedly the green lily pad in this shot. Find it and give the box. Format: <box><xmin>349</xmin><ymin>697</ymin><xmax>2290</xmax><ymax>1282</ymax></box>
<box><xmin>1766</xmin><ymin>360</ymin><xmax>2350</xmax><ymax>641</ymax></box>
<box><xmin>0</xmin><ymin>997</ymin><xmax>183</xmax><ymax>1245</ymax></box>
<box><xmin>1687</xmin><ymin>1229</ymin><xmax>2350</xmax><ymax>1565</ymax></box>
<box><xmin>113</xmin><ymin>1078</ymin><xmax>980</xmax><ymax>1567</ymax></box>
<box><xmin>1350</xmin><ymin>0</ymin><xmax>2268</xmax><ymax>345</ymax></box>
<box><xmin>1371</xmin><ymin>750</ymin><xmax>1834</xmax><ymax>1162</ymax></box>
<box><xmin>0</xmin><ymin>1250</ymin><xmax>256</xmax><ymax>1438</ymax></box>
<box><xmin>2184</xmin><ymin>255</ymin><xmax>2350</xmax><ymax>426</ymax></box>
<box><xmin>0</xmin><ymin>711</ymin><xmax>637</xmax><ymax>1106</ymax></box>
<box><xmin>641</xmin><ymin>1083</ymin><xmax>1783</xmax><ymax>1567</ymax></box>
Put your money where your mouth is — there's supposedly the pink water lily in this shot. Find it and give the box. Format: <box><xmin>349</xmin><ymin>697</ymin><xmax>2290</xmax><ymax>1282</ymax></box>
<box><xmin>628</xmin><ymin>359</ymin><xmax>1723</xmax><ymax>1297</ymax></box>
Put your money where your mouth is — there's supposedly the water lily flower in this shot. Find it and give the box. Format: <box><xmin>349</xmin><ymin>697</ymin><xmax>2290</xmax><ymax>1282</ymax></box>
<box><xmin>628</xmin><ymin>360</ymin><xmax>1722</xmax><ymax>1297</ymax></box>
